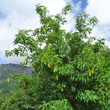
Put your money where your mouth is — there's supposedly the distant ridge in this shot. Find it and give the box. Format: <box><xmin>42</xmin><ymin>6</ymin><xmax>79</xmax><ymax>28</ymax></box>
<box><xmin>0</xmin><ymin>63</ymin><xmax>33</xmax><ymax>78</ymax></box>
<box><xmin>0</xmin><ymin>63</ymin><xmax>33</xmax><ymax>93</ymax></box>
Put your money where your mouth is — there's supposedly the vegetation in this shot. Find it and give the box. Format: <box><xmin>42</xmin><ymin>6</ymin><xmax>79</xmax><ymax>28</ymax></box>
<box><xmin>0</xmin><ymin>2</ymin><xmax>110</xmax><ymax>109</ymax></box>
<box><xmin>0</xmin><ymin>64</ymin><xmax>32</xmax><ymax>93</ymax></box>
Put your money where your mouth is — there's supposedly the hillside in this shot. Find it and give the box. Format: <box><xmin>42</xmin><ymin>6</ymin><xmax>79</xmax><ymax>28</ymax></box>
<box><xmin>0</xmin><ymin>63</ymin><xmax>32</xmax><ymax>77</ymax></box>
<box><xmin>0</xmin><ymin>63</ymin><xmax>33</xmax><ymax>93</ymax></box>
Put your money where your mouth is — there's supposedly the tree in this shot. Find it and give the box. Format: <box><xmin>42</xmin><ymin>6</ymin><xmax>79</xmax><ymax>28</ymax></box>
<box><xmin>1</xmin><ymin>2</ymin><xmax>110</xmax><ymax>110</ymax></box>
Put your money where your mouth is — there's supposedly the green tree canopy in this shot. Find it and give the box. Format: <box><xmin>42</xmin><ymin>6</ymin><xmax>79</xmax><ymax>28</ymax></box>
<box><xmin>1</xmin><ymin>2</ymin><xmax>110</xmax><ymax>110</ymax></box>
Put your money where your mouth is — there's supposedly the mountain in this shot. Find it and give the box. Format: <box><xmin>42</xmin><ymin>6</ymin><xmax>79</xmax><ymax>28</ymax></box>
<box><xmin>0</xmin><ymin>63</ymin><xmax>33</xmax><ymax>93</ymax></box>
<box><xmin>0</xmin><ymin>63</ymin><xmax>33</xmax><ymax>77</ymax></box>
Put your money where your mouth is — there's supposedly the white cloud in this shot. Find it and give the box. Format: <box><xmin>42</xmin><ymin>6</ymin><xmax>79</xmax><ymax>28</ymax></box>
<box><xmin>0</xmin><ymin>0</ymin><xmax>81</xmax><ymax>64</ymax></box>
<box><xmin>46</xmin><ymin>0</ymin><xmax>65</xmax><ymax>15</ymax></box>
<box><xmin>85</xmin><ymin>0</ymin><xmax>110</xmax><ymax>24</ymax></box>
<box><xmin>85</xmin><ymin>0</ymin><xmax>110</xmax><ymax>48</ymax></box>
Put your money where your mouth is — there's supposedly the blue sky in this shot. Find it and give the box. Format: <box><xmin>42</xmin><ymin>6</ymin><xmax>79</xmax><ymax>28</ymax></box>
<box><xmin>0</xmin><ymin>0</ymin><xmax>110</xmax><ymax>64</ymax></box>
<box><xmin>72</xmin><ymin>0</ymin><xmax>87</xmax><ymax>12</ymax></box>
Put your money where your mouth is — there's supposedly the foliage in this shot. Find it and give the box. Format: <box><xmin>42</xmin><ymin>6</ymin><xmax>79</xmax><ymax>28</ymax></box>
<box><xmin>39</xmin><ymin>99</ymin><xmax>73</xmax><ymax>110</ymax></box>
<box><xmin>1</xmin><ymin>2</ymin><xmax>110</xmax><ymax>110</ymax></box>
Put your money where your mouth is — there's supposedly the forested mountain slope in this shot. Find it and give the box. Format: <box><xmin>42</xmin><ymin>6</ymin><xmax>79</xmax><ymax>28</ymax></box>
<box><xmin>0</xmin><ymin>64</ymin><xmax>32</xmax><ymax>93</ymax></box>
